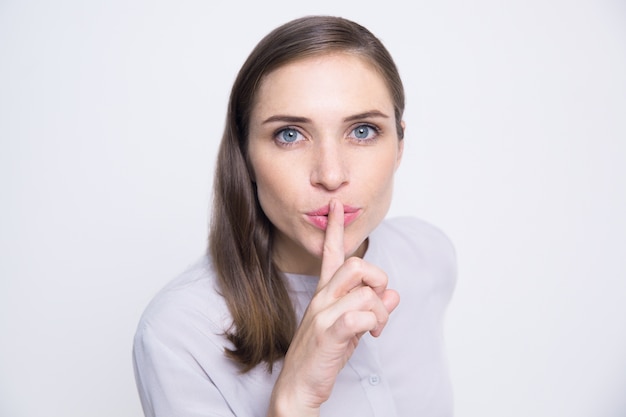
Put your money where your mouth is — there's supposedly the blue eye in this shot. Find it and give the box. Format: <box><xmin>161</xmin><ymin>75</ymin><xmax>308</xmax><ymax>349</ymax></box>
<box><xmin>353</xmin><ymin>125</ymin><xmax>371</xmax><ymax>139</ymax></box>
<box><xmin>350</xmin><ymin>124</ymin><xmax>378</xmax><ymax>142</ymax></box>
<box><xmin>279</xmin><ymin>128</ymin><xmax>300</xmax><ymax>143</ymax></box>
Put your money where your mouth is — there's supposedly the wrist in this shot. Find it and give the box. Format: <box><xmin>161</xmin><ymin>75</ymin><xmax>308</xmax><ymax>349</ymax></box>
<box><xmin>268</xmin><ymin>378</ymin><xmax>320</xmax><ymax>417</ymax></box>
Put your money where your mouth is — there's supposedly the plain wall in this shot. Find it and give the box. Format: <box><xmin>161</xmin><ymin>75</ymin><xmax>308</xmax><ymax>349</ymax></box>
<box><xmin>1</xmin><ymin>0</ymin><xmax>625</xmax><ymax>416</ymax></box>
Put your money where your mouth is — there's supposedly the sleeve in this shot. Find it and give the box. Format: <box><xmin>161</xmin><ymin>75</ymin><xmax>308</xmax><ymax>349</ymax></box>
<box><xmin>386</xmin><ymin>216</ymin><xmax>457</xmax><ymax>303</ymax></box>
<box><xmin>132</xmin><ymin>322</ymin><xmax>236</xmax><ymax>417</ymax></box>
<box><xmin>375</xmin><ymin>217</ymin><xmax>457</xmax><ymax>416</ymax></box>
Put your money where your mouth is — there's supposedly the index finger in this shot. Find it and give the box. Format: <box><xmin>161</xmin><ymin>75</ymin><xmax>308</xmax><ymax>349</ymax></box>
<box><xmin>318</xmin><ymin>199</ymin><xmax>345</xmax><ymax>289</ymax></box>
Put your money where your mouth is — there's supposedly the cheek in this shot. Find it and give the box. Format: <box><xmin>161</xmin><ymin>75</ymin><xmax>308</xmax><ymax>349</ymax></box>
<box><xmin>250</xmin><ymin>150</ymin><xmax>278</xmax><ymax>193</ymax></box>
<box><xmin>253</xmin><ymin>159</ymin><xmax>300</xmax><ymax>215</ymax></box>
<box><xmin>255</xmin><ymin>171</ymin><xmax>280</xmax><ymax>210</ymax></box>
<box><xmin>361</xmin><ymin>151</ymin><xmax>398</xmax><ymax>191</ymax></box>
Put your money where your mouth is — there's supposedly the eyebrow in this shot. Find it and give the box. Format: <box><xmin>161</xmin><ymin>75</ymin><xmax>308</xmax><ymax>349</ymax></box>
<box><xmin>344</xmin><ymin>110</ymin><xmax>390</xmax><ymax>122</ymax></box>
<box><xmin>261</xmin><ymin>110</ymin><xmax>390</xmax><ymax>125</ymax></box>
<box><xmin>262</xmin><ymin>115</ymin><xmax>311</xmax><ymax>124</ymax></box>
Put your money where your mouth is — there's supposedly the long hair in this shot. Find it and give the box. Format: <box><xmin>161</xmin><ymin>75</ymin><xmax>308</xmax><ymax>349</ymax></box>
<box><xmin>209</xmin><ymin>15</ymin><xmax>405</xmax><ymax>372</ymax></box>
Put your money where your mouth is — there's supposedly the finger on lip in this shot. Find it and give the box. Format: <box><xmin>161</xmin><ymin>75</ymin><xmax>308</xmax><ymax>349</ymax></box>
<box><xmin>305</xmin><ymin>202</ymin><xmax>361</xmax><ymax>232</ymax></box>
<box><xmin>318</xmin><ymin>199</ymin><xmax>345</xmax><ymax>286</ymax></box>
<box><xmin>306</xmin><ymin>203</ymin><xmax>359</xmax><ymax>216</ymax></box>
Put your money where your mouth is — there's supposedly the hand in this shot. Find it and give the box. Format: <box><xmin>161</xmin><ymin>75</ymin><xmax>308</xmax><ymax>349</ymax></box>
<box><xmin>268</xmin><ymin>200</ymin><xmax>400</xmax><ymax>417</ymax></box>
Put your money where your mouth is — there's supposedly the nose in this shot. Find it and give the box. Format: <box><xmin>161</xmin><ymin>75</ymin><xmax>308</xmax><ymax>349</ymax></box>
<box><xmin>310</xmin><ymin>140</ymin><xmax>349</xmax><ymax>191</ymax></box>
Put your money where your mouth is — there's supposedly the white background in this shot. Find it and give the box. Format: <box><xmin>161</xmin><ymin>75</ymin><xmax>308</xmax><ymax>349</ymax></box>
<box><xmin>1</xmin><ymin>1</ymin><xmax>625</xmax><ymax>416</ymax></box>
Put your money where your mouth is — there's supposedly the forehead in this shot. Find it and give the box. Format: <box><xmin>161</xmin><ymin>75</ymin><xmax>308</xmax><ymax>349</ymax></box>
<box><xmin>251</xmin><ymin>52</ymin><xmax>394</xmax><ymax>119</ymax></box>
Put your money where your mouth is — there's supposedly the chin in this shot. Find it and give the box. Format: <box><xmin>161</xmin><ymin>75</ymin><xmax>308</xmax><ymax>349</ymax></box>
<box><xmin>343</xmin><ymin>233</ymin><xmax>369</xmax><ymax>259</ymax></box>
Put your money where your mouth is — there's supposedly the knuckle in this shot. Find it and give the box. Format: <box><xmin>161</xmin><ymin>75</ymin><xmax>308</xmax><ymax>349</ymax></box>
<box><xmin>356</xmin><ymin>285</ymin><xmax>376</xmax><ymax>303</ymax></box>
<box><xmin>340</xmin><ymin>311</ymin><xmax>360</xmax><ymax>330</ymax></box>
<box><xmin>378</xmin><ymin>309</ymin><xmax>390</xmax><ymax>326</ymax></box>
<box><xmin>380</xmin><ymin>270</ymin><xmax>389</xmax><ymax>286</ymax></box>
<box><xmin>344</xmin><ymin>257</ymin><xmax>364</xmax><ymax>273</ymax></box>
<box><xmin>308</xmin><ymin>295</ymin><xmax>323</xmax><ymax>311</ymax></box>
<box><xmin>311</xmin><ymin>312</ymin><xmax>331</xmax><ymax>334</ymax></box>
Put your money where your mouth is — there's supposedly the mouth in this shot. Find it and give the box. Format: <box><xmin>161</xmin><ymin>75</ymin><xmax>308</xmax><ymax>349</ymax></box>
<box><xmin>304</xmin><ymin>204</ymin><xmax>361</xmax><ymax>230</ymax></box>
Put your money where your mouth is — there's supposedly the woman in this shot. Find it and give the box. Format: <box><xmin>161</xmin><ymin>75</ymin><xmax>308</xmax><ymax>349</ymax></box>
<box><xmin>133</xmin><ymin>15</ymin><xmax>456</xmax><ymax>417</ymax></box>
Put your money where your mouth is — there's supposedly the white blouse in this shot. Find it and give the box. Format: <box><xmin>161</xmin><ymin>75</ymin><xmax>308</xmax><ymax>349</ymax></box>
<box><xmin>133</xmin><ymin>217</ymin><xmax>457</xmax><ymax>417</ymax></box>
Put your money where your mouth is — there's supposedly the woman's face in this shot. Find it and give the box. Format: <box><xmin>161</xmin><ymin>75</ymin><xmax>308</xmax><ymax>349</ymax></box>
<box><xmin>247</xmin><ymin>52</ymin><xmax>403</xmax><ymax>276</ymax></box>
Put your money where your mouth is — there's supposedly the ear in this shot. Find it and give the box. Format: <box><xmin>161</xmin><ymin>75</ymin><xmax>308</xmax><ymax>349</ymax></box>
<box><xmin>395</xmin><ymin>120</ymin><xmax>405</xmax><ymax>170</ymax></box>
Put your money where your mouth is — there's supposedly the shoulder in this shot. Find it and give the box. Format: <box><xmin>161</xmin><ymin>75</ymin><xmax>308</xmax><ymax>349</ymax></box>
<box><xmin>134</xmin><ymin>255</ymin><xmax>233</xmax><ymax>354</ymax></box>
<box><xmin>132</xmin><ymin>256</ymin><xmax>254</xmax><ymax>416</ymax></box>
<box><xmin>368</xmin><ymin>217</ymin><xmax>457</xmax><ymax>296</ymax></box>
<box><xmin>373</xmin><ymin>216</ymin><xmax>456</xmax><ymax>263</ymax></box>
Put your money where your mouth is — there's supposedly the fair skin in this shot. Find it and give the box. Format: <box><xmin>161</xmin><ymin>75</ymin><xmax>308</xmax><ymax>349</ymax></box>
<box><xmin>247</xmin><ymin>52</ymin><xmax>403</xmax><ymax>416</ymax></box>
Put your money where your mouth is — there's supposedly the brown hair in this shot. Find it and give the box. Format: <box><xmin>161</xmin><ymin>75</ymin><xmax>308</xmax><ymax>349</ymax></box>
<box><xmin>209</xmin><ymin>15</ymin><xmax>405</xmax><ymax>372</ymax></box>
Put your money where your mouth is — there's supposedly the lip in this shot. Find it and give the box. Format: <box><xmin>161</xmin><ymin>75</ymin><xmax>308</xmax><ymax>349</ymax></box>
<box><xmin>304</xmin><ymin>204</ymin><xmax>361</xmax><ymax>231</ymax></box>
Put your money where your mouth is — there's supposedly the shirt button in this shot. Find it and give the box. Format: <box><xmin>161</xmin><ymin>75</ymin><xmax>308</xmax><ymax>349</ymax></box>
<box><xmin>369</xmin><ymin>374</ymin><xmax>380</xmax><ymax>386</ymax></box>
